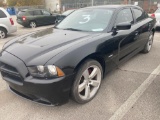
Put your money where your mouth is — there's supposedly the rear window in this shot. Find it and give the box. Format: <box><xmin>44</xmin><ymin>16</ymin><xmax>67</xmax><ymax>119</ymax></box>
<box><xmin>18</xmin><ymin>11</ymin><xmax>27</xmax><ymax>16</ymax></box>
<box><xmin>0</xmin><ymin>10</ymin><xmax>7</xmax><ymax>18</ymax></box>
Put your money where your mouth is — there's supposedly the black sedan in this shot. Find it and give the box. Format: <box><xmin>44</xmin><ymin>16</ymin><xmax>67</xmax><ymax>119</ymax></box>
<box><xmin>0</xmin><ymin>5</ymin><xmax>156</xmax><ymax>105</ymax></box>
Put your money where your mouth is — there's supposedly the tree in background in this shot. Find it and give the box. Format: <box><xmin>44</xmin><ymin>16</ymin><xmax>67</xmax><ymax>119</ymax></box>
<box><xmin>7</xmin><ymin>0</ymin><xmax>43</xmax><ymax>6</ymax></box>
<box><xmin>7</xmin><ymin>0</ymin><xmax>17</xmax><ymax>6</ymax></box>
<box><xmin>0</xmin><ymin>0</ymin><xmax>6</xmax><ymax>7</ymax></box>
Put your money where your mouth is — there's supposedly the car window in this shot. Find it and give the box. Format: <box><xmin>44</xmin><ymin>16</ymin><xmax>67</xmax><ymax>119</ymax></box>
<box><xmin>0</xmin><ymin>10</ymin><xmax>7</xmax><ymax>18</ymax></box>
<box><xmin>133</xmin><ymin>8</ymin><xmax>144</xmax><ymax>22</ymax></box>
<box><xmin>42</xmin><ymin>10</ymin><xmax>50</xmax><ymax>16</ymax></box>
<box><xmin>116</xmin><ymin>9</ymin><xmax>134</xmax><ymax>25</ymax></box>
<box><xmin>34</xmin><ymin>10</ymin><xmax>42</xmax><ymax>15</ymax></box>
<box><xmin>28</xmin><ymin>11</ymin><xmax>34</xmax><ymax>16</ymax></box>
<box><xmin>56</xmin><ymin>9</ymin><xmax>114</xmax><ymax>32</ymax></box>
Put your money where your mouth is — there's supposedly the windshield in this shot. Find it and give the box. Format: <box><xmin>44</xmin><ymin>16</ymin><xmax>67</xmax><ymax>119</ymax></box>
<box><xmin>62</xmin><ymin>10</ymin><xmax>75</xmax><ymax>16</ymax></box>
<box><xmin>56</xmin><ymin>9</ymin><xmax>114</xmax><ymax>32</ymax></box>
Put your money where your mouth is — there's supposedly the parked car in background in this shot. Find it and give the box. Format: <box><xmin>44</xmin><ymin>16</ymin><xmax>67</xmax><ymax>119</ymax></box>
<box><xmin>0</xmin><ymin>5</ymin><xmax>156</xmax><ymax>105</ymax></box>
<box><xmin>152</xmin><ymin>8</ymin><xmax>160</xmax><ymax>28</ymax></box>
<box><xmin>17</xmin><ymin>9</ymin><xmax>57</xmax><ymax>28</ymax></box>
<box><xmin>0</xmin><ymin>7</ymin><xmax>17</xmax><ymax>39</ymax></box>
<box><xmin>55</xmin><ymin>9</ymin><xmax>75</xmax><ymax>23</ymax></box>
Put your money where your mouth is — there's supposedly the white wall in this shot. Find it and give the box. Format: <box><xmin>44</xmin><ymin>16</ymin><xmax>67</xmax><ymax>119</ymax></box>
<box><xmin>45</xmin><ymin>0</ymin><xmax>60</xmax><ymax>13</ymax></box>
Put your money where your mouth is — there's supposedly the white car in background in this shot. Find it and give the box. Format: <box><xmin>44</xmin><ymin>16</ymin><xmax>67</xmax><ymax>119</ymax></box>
<box><xmin>0</xmin><ymin>7</ymin><xmax>17</xmax><ymax>39</ymax></box>
<box><xmin>152</xmin><ymin>8</ymin><xmax>160</xmax><ymax>28</ymax></box>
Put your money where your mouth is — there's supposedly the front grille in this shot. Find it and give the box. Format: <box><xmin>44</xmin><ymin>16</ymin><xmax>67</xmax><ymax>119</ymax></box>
<box><xmin>0</xmin><ymin>62</ymin><xmax>23</xmax><ymax>85</ymax></box>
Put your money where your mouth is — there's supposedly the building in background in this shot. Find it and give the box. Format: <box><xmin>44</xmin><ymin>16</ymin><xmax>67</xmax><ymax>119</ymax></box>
<box><xmin>45</xmin><ymin>0</ymin><xmax>61</xmax><ymax>13</ymax></box>
<box><xmin>45</xmin><ymin>0</ymin><xmax>159</xmax><ymax>13</ymax></box>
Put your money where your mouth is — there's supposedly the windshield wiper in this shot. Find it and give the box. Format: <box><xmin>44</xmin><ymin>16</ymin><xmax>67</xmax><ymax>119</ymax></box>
<box><xmin>63</xmin><ymin>28</ymin><xmax>83</xmax><ymax>31</ymax></box>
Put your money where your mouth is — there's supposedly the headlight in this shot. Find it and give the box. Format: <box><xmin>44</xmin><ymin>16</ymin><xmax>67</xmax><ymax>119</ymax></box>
<box><xmin>28</xmin><ymin>65</ymin><xmax>65</xmax><ymax>78</ymax></box>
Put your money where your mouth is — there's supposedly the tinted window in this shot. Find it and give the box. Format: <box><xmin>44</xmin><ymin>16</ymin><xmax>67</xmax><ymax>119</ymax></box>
<box><xmin>116</xmin><ymin>9</ymin><xmax>133</xmax><ymax>25</ymax></box>
<box><xmin>28</xmin><ymin>11</ymin><xmax>34</xmax><ymax>16</ymax></box>
<box><xmin>0</xmin><ymin>10</ymin><xmax>7</xmax><ymax>18</ymax></box>
<box><xmin>34</xmin><ymin>10</ymin><xmax>42</xmax><ymax>15</ymax></box>
<box><xmin>133</xmin><ymin>9</ymin><xmax>144</xmax><ymax>22</ymax></box>
<box><xmin>42</xmin><ymin>10</ymin><xmax>50</xmax><ymax>16</ymax></box>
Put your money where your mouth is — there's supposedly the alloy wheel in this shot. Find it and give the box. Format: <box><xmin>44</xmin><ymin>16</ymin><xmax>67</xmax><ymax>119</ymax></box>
<box><xmin>30</xmin><ymin>22</ymin><xmax>36</xmax><ymax>28</ymax></box>
<box><xmin>78</xmin><ymin>65</ymin><xmax>102</xmax><ymax>100</ymax></box>
<box><xmin>147</xmin><ymin>34</ymin><xmax>153</xmax><ymax>51</ymax></box>
<box><xmin>0</xmin><ymin>30</ymin><xmax>6</xmax><ymax>39</ymax></box>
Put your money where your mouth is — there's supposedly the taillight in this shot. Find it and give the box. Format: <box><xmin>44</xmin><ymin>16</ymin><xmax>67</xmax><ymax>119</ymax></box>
<box><xmin>22</xmin><ymin>16</ymin><xmax>26</xmax><ymax>21</ymax></box>
<box><xmin>10</xmin><ymin>18</ymin><xmax>14</xmax><ymax>25</ymax></box>
<box><xmin>151</xmin><ymin>13</ymin><xmax>155</xmax><ymax>18</ymax></box>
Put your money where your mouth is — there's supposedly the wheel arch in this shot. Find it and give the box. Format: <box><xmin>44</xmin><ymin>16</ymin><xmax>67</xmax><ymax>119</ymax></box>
<box><xmin>0</xmin><ymin>26</ymin><xmax>8</xmax><ymax>33</ymax></box>
<box><xmin>74</xmin><ymin>53</ymin><xmax>106</xmax><ymax>78</ymax></box>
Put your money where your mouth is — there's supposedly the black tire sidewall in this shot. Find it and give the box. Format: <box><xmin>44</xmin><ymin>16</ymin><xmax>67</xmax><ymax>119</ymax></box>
<box><xmin>142</xmin><ymin>32</ymin><xmax>154</xmax><ymax>53</ymax></box>
<box><xmin>71</xmin><ymin>59</ymin><xmax>103</xmax><ymax>104</ymax></box>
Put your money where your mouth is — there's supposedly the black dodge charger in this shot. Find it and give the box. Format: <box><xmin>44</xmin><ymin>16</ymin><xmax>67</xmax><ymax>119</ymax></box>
<box><xmin>0</xmin><ymin>5</ymin><xmax>156</xmax><ymax>105</ymax></box>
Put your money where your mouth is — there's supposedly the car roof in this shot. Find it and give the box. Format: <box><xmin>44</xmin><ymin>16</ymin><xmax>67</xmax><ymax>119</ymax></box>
<box><xmin>85</xmin><ymin>5</ymin><xmax>142</xmax><ymax>10</ymax></box>
<box><xmin>20</xmin><ymin>8</ymin><xmax>46</xmax><ymax>12</ymax></box>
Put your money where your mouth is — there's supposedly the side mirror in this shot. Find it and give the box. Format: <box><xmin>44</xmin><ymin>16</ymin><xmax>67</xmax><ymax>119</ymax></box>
<box><xmin>55</xmin><ymin>20</ymin><xmax>61</xmax><ymax>25</ymax></box>
<box><xmin>116</xmin><ymin>22</ymin><xmax>131</xmax><ymax>30</ymax></box>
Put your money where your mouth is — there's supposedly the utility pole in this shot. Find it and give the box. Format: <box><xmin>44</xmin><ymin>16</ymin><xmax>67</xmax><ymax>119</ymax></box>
<box><xmin>92</xmin><ymin>0</ymin><xmax>94</xmax><ymax>6</ymax></box>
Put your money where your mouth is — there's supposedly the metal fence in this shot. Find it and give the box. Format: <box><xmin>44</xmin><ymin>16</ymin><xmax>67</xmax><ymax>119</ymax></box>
<box><xmin>61</xmin><ymin>1</ymin><xmax>123</xmax><ymax>10</ymax></box>
<box><xmin>61</xmin><ymin>0</ymin><xmax>159</xmax><ymax>13</ymax></box>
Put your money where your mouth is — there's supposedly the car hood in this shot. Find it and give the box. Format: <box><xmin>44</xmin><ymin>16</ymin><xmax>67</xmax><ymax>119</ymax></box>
<box><xmin>3</xmin><ymin>28</ymin><xmax>100</xmax><ymax>66</ymax></box>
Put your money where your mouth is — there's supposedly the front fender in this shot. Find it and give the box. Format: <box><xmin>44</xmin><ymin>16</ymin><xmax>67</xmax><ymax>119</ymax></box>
<box><xmin>45</xmin><ymin>33</ymin><xmax>114</xmax><ymax>75</ymax></box>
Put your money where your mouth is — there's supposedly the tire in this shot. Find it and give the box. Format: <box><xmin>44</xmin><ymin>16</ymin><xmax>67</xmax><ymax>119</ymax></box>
<box><xmin>29</xmin><ymin>21</ymin><xmax>37</xmax><ymax>28</ymax></box>
<box><xmin>72</xmin><ymin>59</ymin><xmax>103</xmax><ymax>104</ymax></box>
<box><xmin>0</xmin><ymin>28</ymin><xmax>7</xmax><ymax>39</ymax></box>
<box><xmin>142</xmin><ymin>32</ymin><xmax>154</xmax><ymax>53</ymax></box>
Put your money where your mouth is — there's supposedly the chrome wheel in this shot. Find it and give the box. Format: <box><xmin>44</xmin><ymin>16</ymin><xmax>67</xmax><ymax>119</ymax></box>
<box><xmin>30</xmin><ymin>22</ymin><xmax>36</xmax><ymax>28</ymax></box>
<box><xmin>0</xmin><ymin>30</ymin><xmax>6</xmax><ymax>39</ymax></box>
<box><xmin>147</xmin><ymin>34</ymin><xmax>153</xmax><ymax>51</ymax></box>
<box><xmin>78</xmin><ymin>65</ymin><xmax>102</xmax><ymax>100</ymax></box>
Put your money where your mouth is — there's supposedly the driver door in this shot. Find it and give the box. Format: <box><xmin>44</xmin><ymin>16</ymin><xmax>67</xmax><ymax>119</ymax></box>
<box><xmin>113</xmin><ymin>8</ymin><xmax>141</xmax><ymax>63</ymax></box>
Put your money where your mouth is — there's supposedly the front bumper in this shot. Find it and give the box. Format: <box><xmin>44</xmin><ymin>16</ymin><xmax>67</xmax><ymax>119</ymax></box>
<box><xmin>7</xmin><ymin>75</ymin><xmax>74</xmax><ymax>105</ymax></box>
<box><xmin>0</xmin><ymin>51</ymin><xmax>75</xmax><ymax>105</ymax></box>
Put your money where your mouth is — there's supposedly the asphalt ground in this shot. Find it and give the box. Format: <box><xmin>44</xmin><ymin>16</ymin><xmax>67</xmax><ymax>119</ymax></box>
<box><xmin>0</xmin><ymin>16</ymin><xmax>160</xmax><ymax>120</ymax></box>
